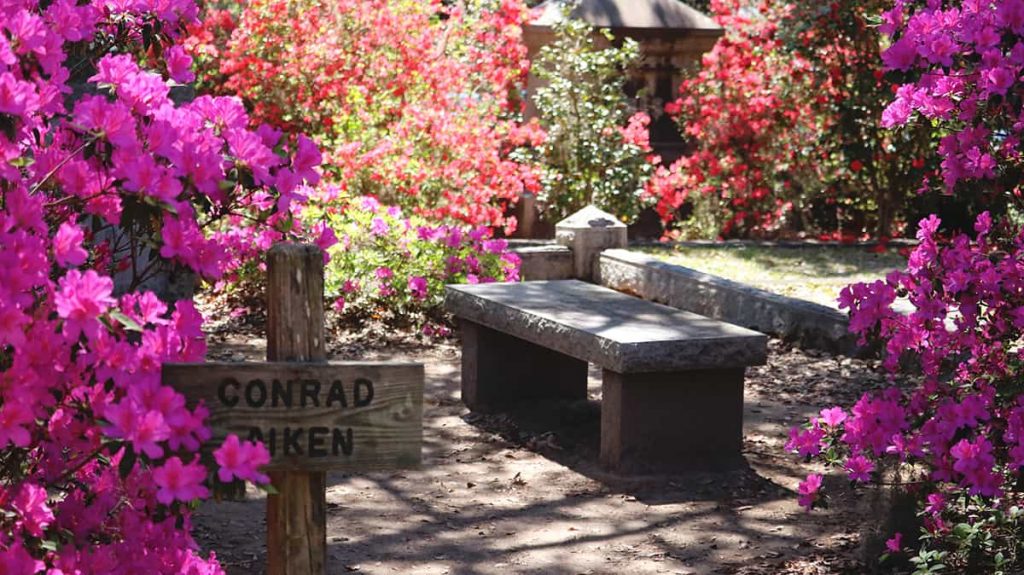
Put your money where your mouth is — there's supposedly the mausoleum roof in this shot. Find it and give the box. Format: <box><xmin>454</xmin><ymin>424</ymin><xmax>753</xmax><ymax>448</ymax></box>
<box><xmin>530</xmin><ymin>0</ymin><xmax>720</xmax><ymax>32</ymax></box>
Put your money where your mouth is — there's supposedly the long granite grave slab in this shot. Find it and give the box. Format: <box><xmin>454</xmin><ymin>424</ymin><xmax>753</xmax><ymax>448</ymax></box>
<box><xmin>599</xmin><ymin>249</ymin><xmax>855</xmax><ymax>353</ymax></box>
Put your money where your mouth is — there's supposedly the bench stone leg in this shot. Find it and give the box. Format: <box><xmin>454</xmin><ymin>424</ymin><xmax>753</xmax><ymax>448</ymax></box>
<box><xmin>460</xmin><ymin>320</ymin><xmax>588</xmax><ymax>413</ymax></box>
<box><xmin>600</xmin><ymin>368</ymin><xmax>745</xmax><ymax>473</ymax></box>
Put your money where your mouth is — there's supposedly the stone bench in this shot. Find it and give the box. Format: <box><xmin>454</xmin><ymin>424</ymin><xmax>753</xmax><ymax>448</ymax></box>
<box><xmin>444</xmin><ymin>280</ymin><xmax>768</xmax><ymax>473</ymax></box>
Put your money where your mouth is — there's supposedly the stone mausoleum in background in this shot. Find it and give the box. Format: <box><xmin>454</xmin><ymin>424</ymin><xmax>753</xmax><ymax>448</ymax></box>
<box><xmin>524</xmin><ymin>0</ymin><xmax>722</xmax><ymax>165</ymax></box>
<box><xmin>516</xmin><ymin>0</ymin><xmax>723</xmax><ymax>238</ymax></box>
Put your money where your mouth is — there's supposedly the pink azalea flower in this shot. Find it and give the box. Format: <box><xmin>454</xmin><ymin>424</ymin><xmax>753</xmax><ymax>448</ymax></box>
<box><xmin>153</xmin><ymin>456</ymin><xmax>209</xmax><ymax>505</ymax></box>
<box><xmin>45</xmin><ymin>0</ymin><xmax>99</xmax><ymax>43</ymax></box>
<box><xmin>786</xmin><ymin>425</ymin><xmax>824</xmax><ymax>457</ymax></box>
<box><xmin>89</xmin><ymin>53</ymin><xmax>136</xmax><ymax>86</ymax></box>
<box><xmin>256</xmin><ymin>123</ymin><xmax>283</xmax><ymax>148</ymax></box>
<box><xmin>122</xmin><ymin>290</ymin><xmax>168</xmax><ymax>327</ymax></box>
<box><xmin>408</xmin><ymin>276</ymin><xmax>428</xmax><ymax>300</ymax></box>
<box><xmin>115</xmin><ymin>151</ymin><xmax>182</xmax><ymax>202</ymax></box>
<box><xmin>165</xmin><ymin>45</ymin><xmax>194</xmax><ymax>83</ymax></box>
<box><xmin>291</xmin><ymin>134</ymin><xmax>321</xmax><ymax>185</ymax></box>
<box><xmin>225</xmin><ymin>127</ymin><xmax>280</xmax><ymax>186</ymax></box>
<box><xmin>797</xmin><ymin>473</ymin><xmax>823</xmax><ymax>510</ymax></box>
<box><xmin>445</xmin><ymin>256</ymin><xmax>463</xmax><ymax>275</ymax></box>
<box><xmin>882</xmin><ymin>37</ymin><xmax>917</xmax><ymax>71</ymax></box>
<box><xmin>885</xmin><ymin>532</ymin><xmax>903</xmax><ymax>553</ymax></box>
<box><xmin>468</xmin><ymin>227</ymin><xmax>489</xmax><ymax>242</ymax></box>
<box><xmin>360</xmin><ymin>196</ymin><xmax>381</xmax><ymax>213</ymax></box>
<box><xmin>13</xmin><ymin>482</ymin><xmax>54</xmax><ymax>537</ymax></box>
<box><xmin>844</xmin><ymin>454</ymin><xmax>874</xmax><ymax>483</ymax></box>
<box><xmin>416</xmin><ymin>226</ymin><xmax>442</xmax><ymax>241</ymax></box>
<box><xmin>72</xmin><ymin>95</ymin><xmax>137</xmax><ymax>148</ymax></box>
<box><xmin>370</xmin><ymin>217</ymin><xmax>389</xmax><ymax>236</ymax></box>
<box><xmin>0</xmin><ymin>72</ymin><xmax>41</xmax><ymax>116</ymax></box>
<box><xmin>0</xmin><ymin>301</ymin><xmax>28</xmax><ymax>348</ymax></box>
<box><xmin>159</xmin><ymin>213</ymin><xmax>199</xmax><ymax>260</ymax></box>
<box><xmin>103</xmin><ymin>400</ymin><xmax>170</xmax><ymax>459</ymax></box>
<box><xmin>481</xmin><ymin>238</ymin><xmax>507</xmax><ymax>254</ymax></box>
<box><xmin>818</xmin><ymin>407</ymin><xmax>847</xmax><ymax>427</ymax></box>
<box><xmin>445</xmin><ymin>228</ymin><xmax>462</xmax><ymax>248</ymax></box>
<box><xmin>115</xmin><ymin>67</ymin><xmax>170</xmax><ymax>115</ymax></box>
<box><xmin>166</xmin><ymin>403</ymin><xmax>210</xmax><ymax>452</ymax></box>
<box><xmin>314</xmin><ymin>223</ymin><xmax>338</xmax><ymax>258</ymax></box>
<box><xmin>925</xmin><ymin>493</ymin><xmax>945</xmax><ymax>515</ymax></box>
<box><xmin>0</xmin><ymin>542</ymin><xmax>44</xmax><ymax>575</ymax></box>
<box><xmin>214</xmin><ymin>434</ymin><xmax>270</xmax><ymax>484</ymax></box>
<box><xmin>55</xmin><ymin>269</ymin><xmax>115</xmax><ymax>340</ymax></box>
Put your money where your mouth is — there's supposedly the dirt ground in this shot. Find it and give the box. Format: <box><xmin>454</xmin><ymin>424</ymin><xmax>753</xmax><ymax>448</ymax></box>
<box><xmin>194</xmin><ymin>316</ymin><xmax>898</xmax><ymax>575</ymax></box>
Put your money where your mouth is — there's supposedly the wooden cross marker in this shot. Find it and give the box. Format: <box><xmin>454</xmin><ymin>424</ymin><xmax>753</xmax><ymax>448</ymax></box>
<box><xmin>163</xmin><ymin>243</ymin><xmax>424</xmax><ymax>575</ymax></box>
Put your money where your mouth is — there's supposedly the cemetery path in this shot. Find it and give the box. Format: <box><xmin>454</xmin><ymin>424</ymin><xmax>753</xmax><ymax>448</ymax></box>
<box><xmin>196</xmin><ymin>330</ymin><xmax>889</xmax><ymax>575</ymax></box>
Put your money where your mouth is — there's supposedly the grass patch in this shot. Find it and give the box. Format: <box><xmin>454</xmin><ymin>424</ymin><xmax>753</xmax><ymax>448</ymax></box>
<box><xmin>640</xmin><ymin>245</ymin><xmax>908</xmax><ymax>309</ymax></box>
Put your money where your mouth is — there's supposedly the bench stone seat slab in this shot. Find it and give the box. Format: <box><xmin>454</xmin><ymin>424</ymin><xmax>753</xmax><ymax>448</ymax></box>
<box><xmin>445</xmin><ymin>280</ymin><xmax>767</xmax><ymax>373</ymax></box>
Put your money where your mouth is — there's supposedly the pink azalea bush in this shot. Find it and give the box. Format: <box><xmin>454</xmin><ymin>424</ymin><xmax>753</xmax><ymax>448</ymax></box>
<box><xmin>308</xmin><ymin>192</ymin><xmax>521</xmax><ymax>331</ymax></box>
<box><xmin>0</xmin><ymin>0</ymin><xmax>319</xmax><ymax>571</ymax></box>
<box><xmin>789</xmin><ymin>0</ymin><xmax>1024</xmax><ymax>570</ymax></box>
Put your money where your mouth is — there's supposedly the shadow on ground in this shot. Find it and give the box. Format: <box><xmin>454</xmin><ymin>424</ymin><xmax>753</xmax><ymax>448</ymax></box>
<box><xmin>195</xmin><ymin>335</ymin><xmax>888</xmax><ymax>575</ymax></box>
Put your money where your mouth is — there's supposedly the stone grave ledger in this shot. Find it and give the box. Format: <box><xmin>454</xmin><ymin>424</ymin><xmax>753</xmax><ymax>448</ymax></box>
<box><xmin>446</xmin><ymin>280</ymin><xmax>767</xmax><ymax>472</ymax></box>
<box><xmin>163</xmin><ymin>362</ymin><xmax>423</xmax><ymax>472</ymax></box>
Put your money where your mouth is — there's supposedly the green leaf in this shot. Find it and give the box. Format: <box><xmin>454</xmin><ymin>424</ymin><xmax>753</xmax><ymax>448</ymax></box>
<box><xmin>39</xmin><ymin>539</ymin><xmax>58</xmax><ymax>552</ymax></box>
<box><xmin>8</xmin><ymin>155</ymin><xmax>33</xmax><ymax>168</ymax></box>
<box><xmin>118</xmin><ymin>446</ymin><xmax>137</xmax><ymax>479</ymax></box>
<box><xmin>952</xmin><ymin>522</ymin><xmax>973</xmax><ymax>539</ymax></box>
<box><xmin>110</xmin><ymin>310</ymin><xmax>144</xmax><ymax>332</ymax></box>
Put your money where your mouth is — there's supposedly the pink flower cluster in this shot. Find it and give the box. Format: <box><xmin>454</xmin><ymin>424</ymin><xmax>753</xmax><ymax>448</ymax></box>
<box><xmin>320</xmin><ymin>194</ymin><xmax>520</xmax><ymax>327</ymax></box>
<box><xmin>789</xmin><ymin>13</ymin><xmax>1024</xmax><ymax>566</ymax></box>
<box><xmin>792</xmin><ymin>214</ymin><xmax>1024</xmax><ymax>557</ymax></box>
<box><xmin>880</xmin><ymin>0</ymin><xmax>1024</xmax><ymax>189</ymax></box>
<box><xmin>1</xmin><ymin>0</ymin><xmax>318</xmax><ymax>570</ymax></box>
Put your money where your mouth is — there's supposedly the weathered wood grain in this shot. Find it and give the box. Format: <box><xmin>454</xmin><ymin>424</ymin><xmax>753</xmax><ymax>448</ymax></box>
<box><xmin>267</xmin><ymin>243</ymin><xmax>328</xmax><ymax>575</ymax></box>
<box><xmin>267</xmin><ymin>243</ymin><xmax>326</xmax><ymax>363</ymax></box>
<box><xmin>162</xmin><ymin>362</ymin><xmax>424</xmax><ymax>471</ymax></box>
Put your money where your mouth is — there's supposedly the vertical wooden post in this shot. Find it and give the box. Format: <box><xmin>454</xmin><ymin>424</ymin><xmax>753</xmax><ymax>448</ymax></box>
<box><xmin>266</xmin><ymin>243</ymin><xmax>327</xmax><ymax>575</ymax></box>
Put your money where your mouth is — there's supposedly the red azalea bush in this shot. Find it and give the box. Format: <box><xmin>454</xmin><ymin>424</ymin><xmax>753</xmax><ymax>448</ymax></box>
<box><xmin>646</xmin><ymin>0</ymin><xmax>831</xmax><ymax>238</ymax></box>
<box><xmin>0</xmin><ymin>0</ymin><xmax>319</xmax><ymax>571</ymax></box>
<box><xmin>187</xmin><ymin>0</ymin><xmax>540</xmax><ymax>231</ymax></box>
<box><xmin>780</xmin><ymin>0</ymin><xmax>937</xmax><ymax>240</ymax></box>
<box><xmin>649</xmin><ymin>0</ymin><xmax>934</xmax><ymax>240</ymax></box>
<box><xmin>789</xmin><ymin>0</ymin><xmax>1024</xmax><ymax>570</ymax></box>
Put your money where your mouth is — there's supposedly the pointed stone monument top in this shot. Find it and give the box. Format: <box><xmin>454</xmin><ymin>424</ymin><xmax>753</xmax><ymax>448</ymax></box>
<box><xmin>556</xmin><ymin>205</ymin><xmax>626</xmax><ymax>230</ymax></box>
<box><xmin>555</xmin><ymin>206</ymin><xmax>628</xmax><ymax>282</ymax></box>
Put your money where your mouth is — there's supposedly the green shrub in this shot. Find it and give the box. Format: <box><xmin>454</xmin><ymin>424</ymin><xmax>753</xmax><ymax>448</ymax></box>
<box><xmin>308</xmin><ymin>195</ymin><xmax>521</xmax><ymax>329</ymax></box>
<box><xmin>524</xmin><ymin>14</ymin><xmax>657</xmax><ymax>224</ymax></box>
